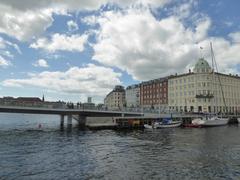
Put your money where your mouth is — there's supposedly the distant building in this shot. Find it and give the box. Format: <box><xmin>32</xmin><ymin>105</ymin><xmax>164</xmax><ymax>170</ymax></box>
<box><xmin>125</xmin><ymin>84</ymin><xmax>140</xmax><ymax>108</ymax></box>
<box><xmin>0</xmin><ymin>96</ymin><xmax>65</xmax><ymax>108</ymax></box>
<box><xmin>0</xmin><ymin>96</ymin><xmax>15</xmax><ymax>105</ymax></box>
<box><xmin>87</xmin><ymin>97</ymin><xmax>92</xmax><ymax>103</ymax></box>
<box><xmin>82</xmin><ymin>97</ymin><xmax>95</xmax><ymax>109</ymax></box>
<box><xmin>140</xmin><ymin>77</ymin><xmax>168</xmax><ymax>111</ymax></box>
<box><xmin>104</xmin><ymin>85</ymin><xmax>125</xmax><ymax>110</ymax></box>
<box><xmin>0</xmin><ymin>96</ymin><xmax>42</xmax><ymax>107</ymax></box>
<box><xmin>168</xmin><ymin>58</ymin><xmax>240</xmax><ymax>113</ymax></box>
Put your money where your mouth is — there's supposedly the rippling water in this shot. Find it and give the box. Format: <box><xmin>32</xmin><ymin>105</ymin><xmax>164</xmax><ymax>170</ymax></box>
<box><xmin>0</xmin><ymin>113</ymin><xmax>240</xmax><ymax>179</ymax></box>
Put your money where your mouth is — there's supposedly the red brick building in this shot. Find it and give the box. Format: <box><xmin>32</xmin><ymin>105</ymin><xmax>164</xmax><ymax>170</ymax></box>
<box><xmin>140</xmin><ymin>77</ymin><xmax>168</xmax><ymax>111</ymax></box>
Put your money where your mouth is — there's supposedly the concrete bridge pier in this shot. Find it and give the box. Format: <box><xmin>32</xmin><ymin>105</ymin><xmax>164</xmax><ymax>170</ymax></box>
<box><xmin>78</xmin><ymin>115</ymin><xmax>87</xmax><ymax>128</ymax></box>
<box><xmin>60</xmin><ymin>115</ymin><xmax>64</xmax><ymax>128</ymax></box>
<box><xmin>67</xmin><ymin>115</ymin><xmax>73</xmax><ymax>126</ymax></box>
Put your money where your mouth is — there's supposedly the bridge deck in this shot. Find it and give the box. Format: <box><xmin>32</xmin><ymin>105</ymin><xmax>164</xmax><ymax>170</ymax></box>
<box><xmin>0</xmin><ymin>106</ymin><xmax>143</xmax><ymax>117</ymax></box>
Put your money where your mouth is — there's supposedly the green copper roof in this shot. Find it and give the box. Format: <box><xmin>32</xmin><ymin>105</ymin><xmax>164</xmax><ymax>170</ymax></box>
<box><xmin>193</xmin><ymin>58</ymin><xmax>211</xmax><ymax>73</ymax></box>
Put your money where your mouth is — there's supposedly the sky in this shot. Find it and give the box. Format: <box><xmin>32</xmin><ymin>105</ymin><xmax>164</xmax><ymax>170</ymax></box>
<box><xmin>0</xmin><ymin>0</ymin><xmax>240</xmax><ymax>103</ymax></box>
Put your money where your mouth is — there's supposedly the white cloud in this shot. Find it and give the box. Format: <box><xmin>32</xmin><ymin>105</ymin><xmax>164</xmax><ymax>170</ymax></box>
<box><xmin>89</xmin><ymin>7</ymin><xmax>240</xmax><ymax>80</ymax></box>
<box><xmin>0</xmin><ymin>5</ymin><xmax>54</xmax><ymax>41</ymax></box>
<box><xmin>0</xmin><ymin>0</ymin><xmax>170</xmax><ymax>41</ymax></box>
<box><xmin>0</xmin><ymin>50</ymin><xmax>14</xmax><ymax>58</ymax></box>
<box><xmin>30</xmin><ymin>33</ymin><xmax>88</xmax><ymax>53</ymax></box>
<box><xmin>109</xmin><ymin>0</ymin><xmax>170</xmax><ymax>8</ymax></box>
<box><xmin>198</xmin><ymin>38</ymin><xmax>240</xmax><ymax>74</ymax></box>
<box><xmin>2</xmin><ymin>64</ymin><xmax>122</xmax><ymax>96</ymax></box>
<box><xmin>67</xmin><ymin>20</ymin><xmax>79</xmax><ymax>31</ymax></box>
<box><xmin>0</xmin><ymin>55</ymin><xmax>11</xmax><ymax>67</ymax></box>
<box><xmin>33</xmin><ymin>59</ymin><xmax>49</xmax><ymax>68</ymax></box>
<box><xmin>0</xmin><ymin>0</ymin><xmax>170</xmax><ymax>11</ymax></box>
<box><xmin>229</xmin><ymin>32</ymin><xmax>240</xmax><ymax>43</ymax></box>
<box><xmin>171</xmin><ymin>1</ymin><xmax>194</xmax><ymax>19</ymax></box>
<box><xmin>0</xmin><ymin>37</ymin><xmax>21</xmax><ymax>55</ymax></box>
<box><xmin>91</xmin><ymin>8</ymin><xmax>207</xmax><ymax>80</ymax></box>
<box><xmin>0</xmin><ymin>37</ymin><xmax>6</xmax><ymax>49</ymax></box>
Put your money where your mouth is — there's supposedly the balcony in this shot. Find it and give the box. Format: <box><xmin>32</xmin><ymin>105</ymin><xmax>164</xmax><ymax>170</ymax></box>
<box><xmin>195</xmin><ymin>93</ymin><xmax>214</xmax><ymax>99</ymax></box>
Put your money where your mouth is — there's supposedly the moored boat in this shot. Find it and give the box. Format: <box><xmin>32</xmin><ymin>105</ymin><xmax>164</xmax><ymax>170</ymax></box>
<box><xmin>201</xmin><ymin>116</ymin><xmax>229</xmax><ymax>127</ymax></box>
<box><xmin>144</xmin><ymin>124</ymin><xmax>154</xmax><ymax>129</ymax></box>
<box><xmin>184</xmin><ymin>118</ymin><xmax>204</xmax><ymax>128</ymax></box>
<box><xmin>198</xmin><ymin>43</ymin><xmax>229</xmax><ymax>127</ymax></box>
<box><xmin>154</xmin><ymin>118</ymin><xmax>182</xmax><ymax>128</ymax></box>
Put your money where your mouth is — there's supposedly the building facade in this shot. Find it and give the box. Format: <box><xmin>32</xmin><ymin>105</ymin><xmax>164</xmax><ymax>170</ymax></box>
<box><xmin>140</xmin><ymin>77</ymin><xmax>168</xmax><ymax>112</ymax></box>
<box><xmin>0</xmin><ymin>96</ymin><xmax>65</xmax><ymax>108</ymax></box>
<box><xmin>104</xmin><ymin>85</ymin><xmax>126</xmax><ymax>110</ymax></box>
<box><xmin>168</xmin><ymin>58</ymin><xmax>240</xmax><ymax>113</ymax></box>
<box><xmin>125</xmin><ymin>84</ymin><xmax>140</xmax><ymax>108</ymax></box>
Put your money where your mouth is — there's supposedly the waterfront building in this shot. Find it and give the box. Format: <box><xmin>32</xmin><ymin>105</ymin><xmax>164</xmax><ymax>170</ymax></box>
<box><xmin>0</xmin><ymin>97</ymin><xmax>42</xmax><ymax>106</ymax></box>
<box><xmin>140</xmin><ymin>77</ymin><xmax>168</xmax><ymax>112</ymax></box>
<box><xmin>168</xmin><ymin>58</ymin><xmax>240</xmax><ymax>113</ymax></box>
<box><xmin>125</xmin><ymin>84</ymin><xmax>140</xmax><ymax>108</ymax></box>
<box><xmin>104</xmin><ymin>85</ymin><xmax>126</xmax><ymax>110</ymax></box>
<box><xmin>0</xmin><ymin>96</ymin><xmax>65</xmax><ymax>108</ymax></box>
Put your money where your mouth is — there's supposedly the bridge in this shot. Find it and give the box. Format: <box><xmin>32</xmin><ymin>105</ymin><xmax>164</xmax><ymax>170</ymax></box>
<box><xmin>0</xmin><ymin>106</ymin><xmax>143</xmax><ymax>127</ymax></box>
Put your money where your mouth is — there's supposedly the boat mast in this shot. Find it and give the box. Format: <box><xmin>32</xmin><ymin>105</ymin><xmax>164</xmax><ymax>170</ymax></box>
<box><xmin>210</xmin><ymin>42</ymin><xmax>227</xmax><ymax>115</ymax></box>
<box><xmin>210</xmin><ymin>42</ymin><xmax>214</xmax><ymax>114</ymax></box>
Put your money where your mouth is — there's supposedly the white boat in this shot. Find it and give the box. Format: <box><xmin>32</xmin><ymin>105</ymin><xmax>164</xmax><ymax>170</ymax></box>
<box><xmin>155</xmin><ymin>121</ymin><xmax>182</xmax><ymax>128</ymax></box>
<box><xmin>144</xmin><ymin>118</ymin><xmax>182</xmax><ymax>129</ymax></box>
<box><xmin>144</xmin><ymin>124</ymin><xmax>154</xmax><ymax>129</ymax></box>
<box><xmin>154</xmin><ymin>118</ymin><xmax>182</xmax><ymax>128</ymax></box>
<box><xmin>192</xmin><ymin>118</ymin><xmax>205</xmax><ymax>125</ymax></box>
<box><xmin>201</xmin><ymin>116</ymin><xmax>229</xmax><ymax>127</ymax></box>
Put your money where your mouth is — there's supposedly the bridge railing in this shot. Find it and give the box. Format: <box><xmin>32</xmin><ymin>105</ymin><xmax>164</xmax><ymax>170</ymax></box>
<box><xmin>0</xmin><ymin>103</ymin><xmax>239</xmax><ymax>116</ymax></box>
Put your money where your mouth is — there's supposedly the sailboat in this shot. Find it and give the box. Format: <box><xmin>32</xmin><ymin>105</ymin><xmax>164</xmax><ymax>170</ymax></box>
<box><xmin>201</xmin><ymin>42</ymin><xmax>229</xmax><ymax>127</ymax></box>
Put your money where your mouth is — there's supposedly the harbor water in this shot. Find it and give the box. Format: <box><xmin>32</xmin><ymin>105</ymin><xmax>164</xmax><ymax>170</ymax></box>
<box><xmin>0</xmin><ymin>113</ymin><xmax>240</xmax><ymax>179</ymax></box>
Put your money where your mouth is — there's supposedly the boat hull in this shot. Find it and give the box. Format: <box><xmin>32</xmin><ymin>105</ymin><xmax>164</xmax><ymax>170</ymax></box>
<box><xmin>144</xmin><ymin>124</ymin><xmax>153</xmax><ymax>129</ymax></box>
<box><xmin>184</xmin><ymin>124</ymin><xmax>202</xmax><ymax>128</ymax></box>
<box><xmin>201</xmin><ymin>118</ymin><xmax>229</xmax><ymax>127</ymax></box>
<box><xmin>183</xmin><ymin>118</ymin><xmax>204</xmax><ymax>128</ymax></box>
<box><xmin>155</xmin><ymin>121</ymin><xmax>182</xmax><ymax>128</ymax></box>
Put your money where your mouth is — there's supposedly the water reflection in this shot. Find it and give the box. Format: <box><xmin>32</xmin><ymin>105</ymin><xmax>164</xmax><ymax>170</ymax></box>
<box><xmin>0</xmin><ymin>114</ymin><xmax>240</xmax><ymax>179</ymax></box>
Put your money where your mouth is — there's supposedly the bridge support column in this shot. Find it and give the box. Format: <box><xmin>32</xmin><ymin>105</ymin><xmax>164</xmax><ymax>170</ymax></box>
<box><xmin>67</xmin><ymin>115</ymin><xmax>72</xmax><ymax>126</ymax></box>
<box><xmin>78</xmin><ymin>115</ymin><xmax>86</xmax><ymax>128</ymax></box>
<box><xmin>60</xmin><ymin>115</ymin><xmax>64</xmax><ymax>128</ymax></box>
